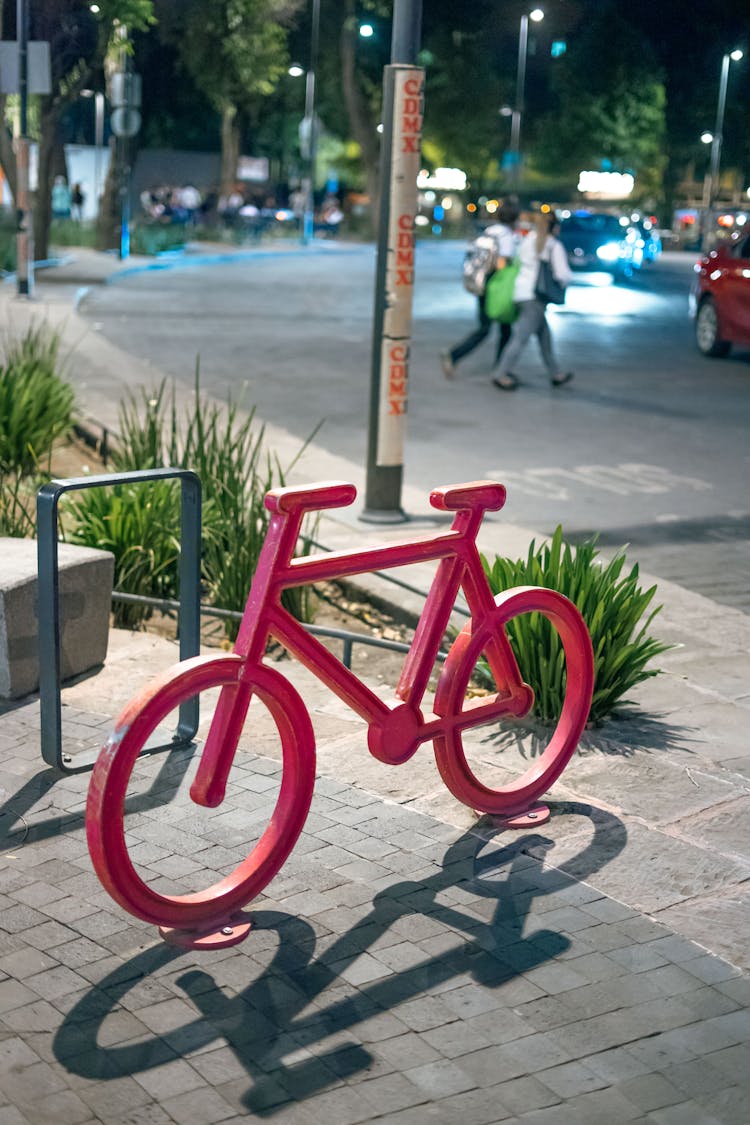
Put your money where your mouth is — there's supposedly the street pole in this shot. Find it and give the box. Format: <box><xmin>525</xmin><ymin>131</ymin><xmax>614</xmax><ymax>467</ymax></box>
<box><xmin>362</xmin><ymin>0</ymin><xmax>423</xmax><ymax>521</ymax></box>
<box><xmin>94</xmin><ymin>91</ymin><xmax>104</xmax><ymax>213</ymax></box>
<box><xmin>302</xmin><ymin>0</ymin><xmax>320</xmax><ymax>245</ymax></box>
<box><xmin>706</xmin><ymin>51</ymin><xmax>730</xmax><ymax>239</ymax></box>
<box><xmin>508</xmin><ymin>10</ymin><xmax>544</xmax><ymax>197</ymax></box>
<box><xmin>509</xmin><ymin>13</ymin><xmax>528</xmax><ymax>196</ymax></box>
<box><xmin>15</xmin><ymin>0</ymin><xmax>33</xmax><ymax>298</ymax></box>
<box><xmin>702</xmin><ymin>48</ymin><xmax>743</xmax><ymax>248</ymax></box>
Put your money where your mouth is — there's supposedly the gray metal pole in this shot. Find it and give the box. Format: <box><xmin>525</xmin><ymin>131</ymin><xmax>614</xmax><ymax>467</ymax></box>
<box><xmin>94</xmin><ymin>91</ymin><xmax>104</xmax><ymax>213</ymax></box>
<box><xmin>391</xmin><ymin>0</ymin><xmax>422</xmax><ymax>63</ymax></box>
<box><xmin>707</xmin><ymin>53</ymin><xmax>730</xmax><ymax>220</ymax></box>
<box><xmin>509</xmin><ymin>14</ymin><xmax>528</xmax><ymax>194</ymax></box>
<box><xmin>302</xmin><ymin>0</ymin><xmax>320</xmax><ymax>245</ymax></box>
<box><xmin>16</xmin><ymin>0</ymin><xmax>33</xmax><ymax>297</ymax></box>
<box><xmin>363</xmin><ymin>0</ymin><xmax>423</xmax><ymax>522</ymax></box>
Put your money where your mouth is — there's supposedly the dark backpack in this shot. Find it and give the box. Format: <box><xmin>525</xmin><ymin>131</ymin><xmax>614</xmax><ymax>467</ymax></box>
<box><xmin>462</xmin><ymin>234</ymin><xmax>498</xmax><ymax>296</ymax></box>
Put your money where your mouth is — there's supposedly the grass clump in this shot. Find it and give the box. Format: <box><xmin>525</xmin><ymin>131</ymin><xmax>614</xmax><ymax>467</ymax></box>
<box><xmin>0</xmin><ymin>324</ymin><xmax>75</xmax><ymax>536</ymax></box>
<box><xmin>481</xmin><ymin>526</ymin><xmax>673</xmax><ymax>725</ymax></box>
<box><xmin>65</xmin><ymin>369</ymin><xmax>317</xmax><ymax>636</ymax></box>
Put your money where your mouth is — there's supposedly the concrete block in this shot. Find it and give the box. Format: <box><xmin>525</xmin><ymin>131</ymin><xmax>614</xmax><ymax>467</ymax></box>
<box><xmin>0</xmin><ymin>537</ymin><xmax>114</xmax><ymax>699</ymax></box>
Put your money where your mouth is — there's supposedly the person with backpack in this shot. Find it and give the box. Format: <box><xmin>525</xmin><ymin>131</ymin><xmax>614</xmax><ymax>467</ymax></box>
<box><xmin>440</xmin><ymin>202</ymin><xmax>520</xmax><ymax>379</ymax></box>
<box><xmin>491</xmin><ymin>212</ymin><xmax>573</xmax><ymax>391</ymax></box>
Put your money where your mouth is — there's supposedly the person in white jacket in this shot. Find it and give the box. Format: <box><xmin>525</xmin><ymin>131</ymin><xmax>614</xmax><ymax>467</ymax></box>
<box><xmin>492</xmin><ymin>213</ymin><xmax>573</xmax><ymax>390</ymax></box>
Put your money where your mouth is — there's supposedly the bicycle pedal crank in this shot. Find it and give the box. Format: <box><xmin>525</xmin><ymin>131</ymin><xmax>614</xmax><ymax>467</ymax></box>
<box><xmin>475</xmin><ymin>803</ymin><xmax>551</xmax><ymax>829</ymax></box>
<box><xmin>159</xmin><ymin>912</ymin><xmax>254</xmax><ymax>950</ymax></box>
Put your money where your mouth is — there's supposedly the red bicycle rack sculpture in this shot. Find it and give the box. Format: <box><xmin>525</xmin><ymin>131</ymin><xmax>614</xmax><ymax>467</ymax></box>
<box><xmin>86</xmin><ymin>481</ymin><xmax>594</xmax><ymax>950</ymax></box>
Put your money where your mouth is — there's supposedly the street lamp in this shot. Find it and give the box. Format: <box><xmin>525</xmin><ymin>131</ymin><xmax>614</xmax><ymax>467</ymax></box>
<box><xmin>301</xmin><ymin>0</ymin><xmax>320</xmax><ymax>245</ymax></box>
<box><xmin>81</xmin><ymin>88</ymin><xmax>105</xmax><ymax>213</ymax></box>
<box><xmin>508</xmin><ymin>7</ymin><xmax>543</xmax><ymax>194</ymax></box>
<box><xmin>703</xmin><ymin>47</ymin><xmax>743</xmax><ymax>244</ymax></box>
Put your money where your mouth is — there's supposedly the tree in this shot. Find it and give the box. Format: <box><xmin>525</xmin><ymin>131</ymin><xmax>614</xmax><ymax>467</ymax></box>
<box><xmin>319</xmin><ymin>0</ymin><xmax>512</xmax><ymax>218</ymax></box>
<box><xmin>338</xmin><ymin>0</ymin><xmax>385</xmax><ymax>212</ymax></box>
<box><xmin>419</xmin><ymin>5</ymin><xmax>508</xmax><ymax>196</ymax></box>
<box><xmin>0</xmin><ymin>0</ymin><xmax>154</xmax><ymax>261</ymax></box>
<box><xmin>161</xmin><ymin>0</ymin><xmax>302</xmax><ymax>196</ymax></box>
<box><xmin>533</xmin><ymin>3</ymin><xmax>667</xmax><ymax>203</ymax></box>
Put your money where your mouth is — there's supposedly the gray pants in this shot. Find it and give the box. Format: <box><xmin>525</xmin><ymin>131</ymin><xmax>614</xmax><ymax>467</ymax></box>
<box><xmin>495</xmin><ymin>299</ymin><xmax>560</xmax><ymax>380</ymax></box>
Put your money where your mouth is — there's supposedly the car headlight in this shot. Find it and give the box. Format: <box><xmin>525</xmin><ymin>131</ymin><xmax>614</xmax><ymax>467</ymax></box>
<box><xmin>596</xmin><ymin>241</ymin><xmax>622</xmax><ymax>262</ymax></box>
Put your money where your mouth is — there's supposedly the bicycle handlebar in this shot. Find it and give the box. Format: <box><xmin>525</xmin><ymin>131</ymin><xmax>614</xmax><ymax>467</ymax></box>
<box><xmin>265</xmin><ymin>480</ymin><xmax>507</xmax><ymax>520</ymax></box>
<box><xmin>265</xmin><ymin>481</ymin><xmax>357</xmax><ymax>515</ymax></box>
<box><xmin>430</xmin><ymin>482</ymin><xmax>507</xmax><ymax>513</ymax></box>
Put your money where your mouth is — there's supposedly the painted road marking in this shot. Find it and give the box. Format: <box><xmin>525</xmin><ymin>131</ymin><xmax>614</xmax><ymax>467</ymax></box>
<box><xmin>485</xmin><ymin>464</ymin><xmax>713</xmax><ymax>500</ymax></box>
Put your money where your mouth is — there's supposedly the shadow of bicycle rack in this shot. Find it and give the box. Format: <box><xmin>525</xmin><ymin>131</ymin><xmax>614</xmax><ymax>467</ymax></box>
<box><xmin>53</xmin><ymin>804</ymin><xmax>628</xmax><ymax>1114</ymax></box>
<box><xmin>37</xmin><ymin>468</ymin><xmax>202</xmax><ymax>774</ymax></box>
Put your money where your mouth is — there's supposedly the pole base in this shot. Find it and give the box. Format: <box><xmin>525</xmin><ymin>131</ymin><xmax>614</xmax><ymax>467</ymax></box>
<box><xmin>360</xmin><ymin>507</ymin><xmax>408</xmax><ymax>525</ymax></box>
<box><xmin>159</xmin><ymin>913</ymin><xmax>253</xmax><ymax>950</ymax></box>
<box><xmin>477</xmin><ymin>803</ymin><xmax>551</xmax><ymax>829</ymax></box>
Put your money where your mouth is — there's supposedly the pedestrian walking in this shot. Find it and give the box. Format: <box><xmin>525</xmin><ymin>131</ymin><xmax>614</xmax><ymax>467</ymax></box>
<box><xmin>441</xmin><ymin>202</ymin><xmax>520</xmax><ymax>379</ymax></box>
<box><xmin>52</xmin><ymin>175</ymin><xmax>72</xmax><ymax>219</ymax></box>
<box><xmin>71</xmin><ymin>183</ymin><xmax>85</xmax><ymax>221</ymax></box>
<box><xmin>492</xmin><ymin>212</ymin><xmax>573</xmax><ymax>391</ymax></box>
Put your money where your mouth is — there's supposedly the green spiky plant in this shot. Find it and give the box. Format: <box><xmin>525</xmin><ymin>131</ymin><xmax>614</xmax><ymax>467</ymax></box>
<box><xmin>0</xmin><ymin>324</ymin><xmax>74</xmax><ymax>477</ymax></box>
<box><xmin>0</xmin><ymin>324</ymin><xmax>75</xmax><ymax>537</ymax></box>
<box><xmin>66</xmin><ymin>368</ymin><xmax>318</xmax><ymax>636</ymax></box>
<box><xmin>480</xmin><ymin>527</ymin><xmax>674</xmax><ymax>725</ymax></box>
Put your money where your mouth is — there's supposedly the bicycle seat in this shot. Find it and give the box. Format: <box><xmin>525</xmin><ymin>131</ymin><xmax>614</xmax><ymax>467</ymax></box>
<box><xmin>430</xmin><ymin>481</ymin><xmax>507</xmax><ymax>513</ymax></box>
<box><xmin>265</xmin><ymin>481</ymin><xmax>357</xmax><ymax>514</ymax></box>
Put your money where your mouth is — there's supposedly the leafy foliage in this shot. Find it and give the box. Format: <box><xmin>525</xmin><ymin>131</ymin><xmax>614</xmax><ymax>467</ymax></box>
<box><xmin>66</xmin><ymin>369</ymin><xmax>317</xmax><ymax>636</ymax></box>
<box><xmin>64</xmin><ymin>479</ymin><xmax>180</xmax><ymax>629</ymax></box>
<box><xmin>481</xmin><ymin>527</ymin><xmax>673</xmax><ymax>725</ymax></box>
<box><xmin>534</xmin><ymin>2</ymin><xmax>667</xmax><ymax>199</ymax></box>
<box><xmin>0</xmin><ymin>323</ymin><xmax>75</xmax><ymax>537</ymax></box>
<box><xmin>0</xmin><ymin>325</ymin><xmax>74</xmax><ymax>477</ymax></box>
<box><xmin>174</xmin><ymin>0</ymin><xmax>299</xmax><ymax>113</ymax></box>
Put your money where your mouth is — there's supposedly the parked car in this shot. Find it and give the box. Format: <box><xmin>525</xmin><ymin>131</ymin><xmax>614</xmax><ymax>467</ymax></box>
<box><xmin>558</xmin><ymin>213</ymin><xmax>641</xmax><ymax>279</ymax></box>
<box><xmin>689</xmin><ymin>231</ymin><xmax>750</xmax><ymax>357</ymax></box>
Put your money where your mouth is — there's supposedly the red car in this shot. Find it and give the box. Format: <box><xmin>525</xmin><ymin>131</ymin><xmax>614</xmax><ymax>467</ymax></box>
<box><xmin>690</xmin><ymin>230</ymin><xmax>750</xmax><ymax>357</ymax></box>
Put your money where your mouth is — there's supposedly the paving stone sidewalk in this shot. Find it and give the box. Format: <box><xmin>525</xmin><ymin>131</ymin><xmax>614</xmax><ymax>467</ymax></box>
<box><xmin>1</xmin><ymin>684</ymin><xmax>749</xmax><ymax>1125</ymax></box>
<box><xmin>1</xmin><ymin>247</ymin><xmax>748</xmax><ymax>1122</ymax></box>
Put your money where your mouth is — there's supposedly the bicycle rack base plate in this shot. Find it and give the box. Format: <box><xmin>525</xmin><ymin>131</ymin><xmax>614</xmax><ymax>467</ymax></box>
<box><xmin>159</xmin><ymin>913</ymin><xmax>254</xmax><ymax>950</ymax></box>
<box><xmin>479</xmin><ymin>803</ymin><xmax>551</xmax><ymax>829</ymax></box>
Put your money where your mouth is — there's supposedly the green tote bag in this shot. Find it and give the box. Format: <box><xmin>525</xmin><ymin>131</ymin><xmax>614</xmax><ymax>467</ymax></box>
<box><xmin>485</xmin><ymin>260</ymin><xmax>521</xmax><ymax>323</ymax></box>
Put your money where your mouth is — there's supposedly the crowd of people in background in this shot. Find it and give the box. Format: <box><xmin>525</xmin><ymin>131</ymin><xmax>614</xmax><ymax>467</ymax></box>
<box><xmin>137</xmin><ymin>182</ymin><xmax>345</xmax><ymax>240</ymax></box>
<box><xmin>48</xmin><ymin>172</ymin><xmax>347</xmax><ymax>240</ymax></box>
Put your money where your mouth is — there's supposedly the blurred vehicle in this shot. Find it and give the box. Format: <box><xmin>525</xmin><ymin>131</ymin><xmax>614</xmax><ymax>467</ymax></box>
<box><xmin>633</xmin><ymin>217</ymin><xmax>662</xmax><ymax>263</ymax></box>
<box><xmin>689</xmin><ymin>230</ymin><xmax>750</xmax><ymax>357</ymax></box>
<box><xmin>558</xmin><ymin>213</ymin><xmax>641</xmax><ymax>278</ymax></box>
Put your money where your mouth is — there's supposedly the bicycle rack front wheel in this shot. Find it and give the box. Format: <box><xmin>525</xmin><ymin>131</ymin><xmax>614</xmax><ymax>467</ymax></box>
<box><xmin>86</xmin><ymin>655</ymin><xmax>316</xmax><ymax>949</ymax></box>
<box><xmin>433</xmin><ymin>587</ymin><xmax>594</xmax><ymax>824</ymax></box>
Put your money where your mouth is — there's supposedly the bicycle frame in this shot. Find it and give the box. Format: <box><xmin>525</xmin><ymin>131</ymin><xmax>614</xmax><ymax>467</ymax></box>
<box><xmin>191</xmin><ymin>480</ymin><xmax>523</xmax><ymax>806</ymax></box>
<box><xmin>86</xmin><ymin>479</ymin><xmax>594</xmax><ymax>950</ymax></box>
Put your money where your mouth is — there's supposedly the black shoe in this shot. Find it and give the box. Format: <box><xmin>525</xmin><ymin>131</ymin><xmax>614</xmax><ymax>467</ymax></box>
<box><xmin>492</xmin><ymin>374</ymin><xmax>518</xmax><ymax>391</ymax></box>
<box><xmin>551</xmin><ymin>372</ymin><xmax>574</xmax><ymax>387</ymax></box>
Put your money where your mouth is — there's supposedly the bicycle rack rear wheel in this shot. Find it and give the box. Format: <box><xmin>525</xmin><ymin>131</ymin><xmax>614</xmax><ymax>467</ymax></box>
<box><xmin>86</xmin><ymin>655</ymin><xmax>316</xmax><ymax>949</ymax></box>
<box><xmin>433</xmin><ymin>587</ymin><xmax>593</xmax><ymax>823</ymax></box>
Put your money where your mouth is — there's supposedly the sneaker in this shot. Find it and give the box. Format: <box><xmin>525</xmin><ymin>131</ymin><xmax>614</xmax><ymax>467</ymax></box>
<box><xmin>440</xmin><ymin>351</ymin><xmax>456</xmax><ymax>380</ymax></box>
<box><xmin>551</xmin><ymin>372</ymin><xmax>574</xmax><ymax>387</ymax></box>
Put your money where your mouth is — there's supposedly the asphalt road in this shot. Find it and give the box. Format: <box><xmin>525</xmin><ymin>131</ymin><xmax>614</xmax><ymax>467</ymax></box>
<box><xmin>79</xmin><ymin>241</ymin><xmax>750</xmax><ymax>613</ymax></box>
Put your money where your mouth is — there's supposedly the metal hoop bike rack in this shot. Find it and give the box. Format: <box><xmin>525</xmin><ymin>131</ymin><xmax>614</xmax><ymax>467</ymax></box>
<box><xmin>37</xmin><ymin>468</ymin><xmax>201</xmax><ymax>773</ymax></box>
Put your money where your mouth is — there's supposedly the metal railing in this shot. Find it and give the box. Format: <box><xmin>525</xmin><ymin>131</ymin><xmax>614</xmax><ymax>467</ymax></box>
<box><xmin>37</xmin><ymin>469</ymin><xmax>201</xmax><ymax>773</ymax></box>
